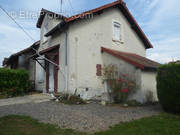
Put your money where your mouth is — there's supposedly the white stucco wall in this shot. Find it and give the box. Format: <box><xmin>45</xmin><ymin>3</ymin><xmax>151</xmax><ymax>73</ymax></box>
<box><xmin>102</xmin><ymin>53</ymin><xmax>145</xmax><ymax>102</ymax></box>
<box><xmin>35</xmin><ymin>60</ymin><xmax>45</xmax><ymax>91</ymax></box>
<box><xmin>35</xmin><ymin>14</ymin><xmax>67</xmax><ymax>92</ymax></box>
<box><xmin>39</xmin><ymin>14</ymin><xmax>61</xmax><ymax>51</ymax></box>
<box><xmin>141</xmin><ymin>71</ymin><xmax>158</xmax><ymax>102</ymax></box>
<box><xmin>67</xmin><ymin>7</ymin><xmax>146</xmax><ymax>99</ymax></box>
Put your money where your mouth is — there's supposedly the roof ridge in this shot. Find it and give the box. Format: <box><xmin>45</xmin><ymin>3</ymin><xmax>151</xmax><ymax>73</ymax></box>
<box><xmin>65</xmin><ymin>0</ymin><xmax>123</xmax><ymax>22</ymax></box>
<box><xmin>41</xmin><ymin>8</ymin><xmax>67</xmax><ymax>18</ymax></box>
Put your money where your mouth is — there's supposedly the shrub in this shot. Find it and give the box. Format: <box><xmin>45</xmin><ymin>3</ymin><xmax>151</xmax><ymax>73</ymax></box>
<box><xmin>0</xmin><ymin>68</ymin><xmax>30</xmax><ymax>97</ymax></box>
<box><xmin>55</xmin><ymin>93</ymin><xmax>86</xmax><ymax>105</ymax></box>
<box><xmin>102</xmin><ymin>64</ymin><xmax>138</xmax><ymax>103</ymax></box>
<box><xmin>157</xmin><ymin>63</ymin><xmax>180</xmax><ymax>113</ymax></box>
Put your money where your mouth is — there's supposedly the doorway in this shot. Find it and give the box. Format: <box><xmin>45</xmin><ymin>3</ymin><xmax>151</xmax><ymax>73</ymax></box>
<box><xmin>48</xmin><ymin>63</ymin><xmax>54</xmax><ymax>92</ymax></box>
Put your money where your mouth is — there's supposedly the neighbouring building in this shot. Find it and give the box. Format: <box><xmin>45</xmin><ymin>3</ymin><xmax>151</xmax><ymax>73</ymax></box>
<box><xmin>2</xmin><ymin>41</ymin><xmax>40</xmax><ymax>88</ymax></box>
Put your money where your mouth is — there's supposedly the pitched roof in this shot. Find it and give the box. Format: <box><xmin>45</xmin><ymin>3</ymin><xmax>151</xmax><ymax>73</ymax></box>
<box><xmin>101</xmin><ymin>47</ymin><xmax>160</xmax><ymax>70</ymax></box>
<box><xmin>45</xmin><ymin>0</ymin><xmax>153</xmax><ymax>49</ymax></box>
<box><xmin>36</xmin><ymin>9</ymin><xmax>66</xmax><ymax>28</ymax></box>
<box><xmin>5</xmin><ymin>41</ymin><xmax>40</xmax><ymax>65</ymax></box>
<box><xmin>64</xmin><ymin>0</ymin><xmax>123</xmax><ymax>23</ymax></box>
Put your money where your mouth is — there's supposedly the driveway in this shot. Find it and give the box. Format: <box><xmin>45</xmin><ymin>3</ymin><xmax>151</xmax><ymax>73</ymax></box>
<box><xmin>0</xmin><ymin>99</ymin><xmax>163</xmax><ymax>132</ymax></box>
<box><xmin>0</xmin><ymin>94</ymin><xmax>52</xmax><ymax>107</ymax></box>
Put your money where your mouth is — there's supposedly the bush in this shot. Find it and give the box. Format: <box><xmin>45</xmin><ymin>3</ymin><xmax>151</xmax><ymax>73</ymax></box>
<box><xmin>54</xmin><ymin>93</ymin><xmax>86</xmax><ymax>105</ymax></box>
<box><xmin>102</xmin><ymin>64</ymin><xmax>138</xmax><ymax>103</ymax></box>
<box><xmin>157</xmin><ymin>63</ymin><xmax>180</xmax><ymax>113</ymax></box>
<box><xmin>0</xmin><ymin>68</ymin><xmax>30</xmax><ymax>97</ymax></box>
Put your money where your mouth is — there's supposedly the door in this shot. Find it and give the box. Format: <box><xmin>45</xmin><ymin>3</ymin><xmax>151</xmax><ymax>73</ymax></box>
<box><xmin>49</xmin><ymin>63</ymin><xmax>54</xmax><ymax>92</ymax></box>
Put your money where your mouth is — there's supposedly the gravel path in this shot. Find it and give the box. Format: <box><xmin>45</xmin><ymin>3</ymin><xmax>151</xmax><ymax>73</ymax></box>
<box><xmin>0</xmin><ymin>101</ymin><xmax>162</xmax><ymax>132</ymax></box>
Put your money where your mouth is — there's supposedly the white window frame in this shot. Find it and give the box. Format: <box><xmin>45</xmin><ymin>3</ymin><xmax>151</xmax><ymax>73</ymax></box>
<box><xmin>112</xmin><ymin>20</ymin><xmax>124</xmax><ymax>43</ymax></box>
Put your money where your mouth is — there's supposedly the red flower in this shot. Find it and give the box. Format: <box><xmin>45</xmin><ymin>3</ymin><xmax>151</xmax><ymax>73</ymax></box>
<box><xmin>119</xmin><ymin>78</ymin><xmax>123</xmax><ymax>82</ymax></box>
<box><xmin>121</xmin><ymin>88</ymin><xmax>129</xmax><ymax>93</ymax></box>
<box><xmin>122</xmin><ymin>74</ymin><xmax>127</xmax><ymax>77</ymax></box>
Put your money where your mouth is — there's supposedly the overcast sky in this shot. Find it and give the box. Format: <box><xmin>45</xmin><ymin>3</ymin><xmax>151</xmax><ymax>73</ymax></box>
<box><xmin>0</xmin><ymin>0</ymin><xmax>180</xmax><ymax>66</ymax></box>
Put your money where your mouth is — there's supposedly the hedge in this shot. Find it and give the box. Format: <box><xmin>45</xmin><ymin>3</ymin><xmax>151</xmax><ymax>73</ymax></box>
<box><xmin>157</xmin><ymin>63</ymin><xmax>180</xmax><ymax>113</ymax></box>
<box><xmin>0</xmin><ymin>68</ymin><xmax>30</xmax><ymax>96</ymax></box>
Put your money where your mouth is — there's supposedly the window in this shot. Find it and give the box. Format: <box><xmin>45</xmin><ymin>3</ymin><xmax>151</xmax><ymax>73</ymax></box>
<box><xmin>113</xmin><ymin>21</ymin><xmax>121</xmax><ymax>42</ymax></box>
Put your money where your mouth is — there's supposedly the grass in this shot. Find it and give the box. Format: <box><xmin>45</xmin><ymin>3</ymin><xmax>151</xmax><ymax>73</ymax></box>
<box><xmin>95</xmin><ymin>113</ymin><xmax>180</xmax><ymax>135</ymax></box>
<box><xmin>0</xmin><ymin>114</ymin><xmax>180</xmax><ymax>135</ymax></box>
<box><xmin>0</xmin><ymin>115</ymin><xmax>86</xmax><ymax>135</ymax></box>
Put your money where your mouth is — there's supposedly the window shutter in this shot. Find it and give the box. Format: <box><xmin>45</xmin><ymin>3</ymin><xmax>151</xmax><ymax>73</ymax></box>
<box><xmin>96</xmin><ymin>64</ymin><xmax>102</xmax><ymax>76</ymax></box>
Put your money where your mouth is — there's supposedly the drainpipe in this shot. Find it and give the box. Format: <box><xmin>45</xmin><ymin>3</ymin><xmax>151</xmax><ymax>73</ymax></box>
<box><xmin>64</xmin><ymin>31</ymin><xmax>69</xmax><ymax>92</ymax></box>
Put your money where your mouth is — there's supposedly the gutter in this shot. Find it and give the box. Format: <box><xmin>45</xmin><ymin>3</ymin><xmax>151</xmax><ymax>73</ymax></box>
<box><xmin>64</xmin><ymin>31</ymin><xmax>69</xmax><ymax>92</ymax></box>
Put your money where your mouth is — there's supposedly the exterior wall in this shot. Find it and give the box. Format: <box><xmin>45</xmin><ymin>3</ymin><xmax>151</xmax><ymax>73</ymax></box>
<box><xmin>67</xmin><ymin>7</ymin><xmax>146</xmax><ymax>99</ymax></box>
<box><xmin>49</xmin><ymin>32</ymin><xmax>67</xmax><ymax>93</ymax></box>
<box><xmin>102</xmin><ymin>53</ymin><xmax>142</xmax><ymax>102</ymax></box>
<box><xmin>29</xmin><ymin>59</ymin><xmax>36</xmax><ymax>81</ymax></box>
<box><xmin>39</xmin><ymin>14</ymin><xmax>61</xmax><ymax>51</ymax></box>
<box><xmin>35</xmin><ymin>14</ymin><xmax>67</xmax><ymax>93</ymax></box>
<box><xmin>35</xmin><ymin>60</ymin><xmax>45</xmax><ymax>91</ymax></box>
<box><xmin>141</xmin><ymin>71</ymin><xmax>158</xmax><ymax>102</ymax></box>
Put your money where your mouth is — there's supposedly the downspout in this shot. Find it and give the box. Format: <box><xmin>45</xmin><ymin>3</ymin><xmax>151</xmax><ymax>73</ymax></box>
<box><xmin>65</xmin><ymin>31</ymin><xmax>69</xmax><ymax>92</ymax></box>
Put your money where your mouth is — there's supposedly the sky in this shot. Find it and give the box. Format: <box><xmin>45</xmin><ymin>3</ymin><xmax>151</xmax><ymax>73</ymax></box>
<box><xmin>0</xmin><ymin>0</ymin><xmax>180</xmax><ymax>66</ymax></box>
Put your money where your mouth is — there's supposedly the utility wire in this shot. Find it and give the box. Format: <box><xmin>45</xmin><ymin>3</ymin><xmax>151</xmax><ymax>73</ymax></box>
<box><xmin>0</xmin><ymin>5</ymin><xmax>59</xmax><ymax>67</ymax></box>
<box><xmin>0</xmin><ymin>5</ymin><xmax>36</xmax><ymax>42</ymax></box>
<box><xmin>0</xmin><ymin>5</ymin><xmax>67</xmax><ymax>91</ymax></box>
<box><xmin>60</xmin><ymin>0</ymin><xmax>63</xmax><ymax>13</ymax></box>
<box><xmin>67</xmin><ymin>0</ymin><xmax>75</xmax><ymax>14</ymax></box>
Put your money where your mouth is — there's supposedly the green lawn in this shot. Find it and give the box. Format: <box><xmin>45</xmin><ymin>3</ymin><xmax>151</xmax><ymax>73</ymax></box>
<box><xmin>0</xmin><ymin>114</ymin><xmax>180</xmax><ymax>135</ymax></box>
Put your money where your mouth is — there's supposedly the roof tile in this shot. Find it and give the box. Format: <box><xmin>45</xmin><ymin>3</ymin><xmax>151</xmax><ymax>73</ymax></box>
<box><xmin>101</xmin><ymin>47</ymin><xmax>160</xmax><ymax>70</ymax></box>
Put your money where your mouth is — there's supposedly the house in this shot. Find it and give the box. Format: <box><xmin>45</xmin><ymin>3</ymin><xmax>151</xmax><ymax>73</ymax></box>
<box><xmin>2</xmin><ymin>41</ymin><xmax>40</xmax><ymax>88</ymax></box>
<box><xmin>33</xmin><ymin>0</ymin><xmax>160</xmax><ymax>103</ymax></box>
<box><xmin>3</xmin><ymin>0</ymin><xmax>160</xmax><ymax>103</ymax></box>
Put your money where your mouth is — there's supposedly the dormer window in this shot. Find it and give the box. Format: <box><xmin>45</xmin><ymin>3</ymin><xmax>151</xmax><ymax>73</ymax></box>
<box><xmin>112</xmin><ymin>20</ymin><xmax>123</xmax><ymax>42</ymax></box>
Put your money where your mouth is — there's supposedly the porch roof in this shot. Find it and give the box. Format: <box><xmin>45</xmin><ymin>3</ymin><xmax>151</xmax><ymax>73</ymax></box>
<box><xmin>101</xmin><ymin>47</ymin><xmax>160</xmax><ymax>70</ymax></box>
<box><xmin>4</xmin><ymin>40</ymin><xmax>40</xmax><ymax>65</ymax></box>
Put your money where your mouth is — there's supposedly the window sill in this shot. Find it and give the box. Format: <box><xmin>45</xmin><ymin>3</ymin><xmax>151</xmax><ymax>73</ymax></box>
<box><xmin>112</xmin><ymin>39</ymin><xmax>124</xmax><ymax>44</ymax></box>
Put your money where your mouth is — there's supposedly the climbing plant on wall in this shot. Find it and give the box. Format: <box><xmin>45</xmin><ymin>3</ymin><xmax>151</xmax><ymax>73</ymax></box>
<box><xmin>101</xmin><ymin>64</ymin><xmax>138</xmax><ymax>103</ymax></box>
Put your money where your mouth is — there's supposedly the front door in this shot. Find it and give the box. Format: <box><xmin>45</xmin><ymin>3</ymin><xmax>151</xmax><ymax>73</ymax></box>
<box><xmin>49</xmin><ymin>63</ymin><xmax>54</xmax><ymax>92</ymax></box>
<box><xmin>44</xmin><ymin>45</ymin><xmax>59</xmax><ymax>93</ymax></box>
